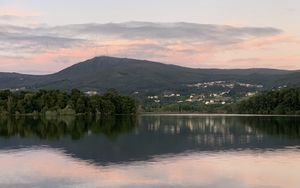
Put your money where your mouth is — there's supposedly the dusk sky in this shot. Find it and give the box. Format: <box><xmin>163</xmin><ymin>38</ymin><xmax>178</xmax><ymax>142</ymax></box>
<box><xmin>0</xmin><ymin>0</ymin><xmax>300</xmax><ymax>74</ymax></box>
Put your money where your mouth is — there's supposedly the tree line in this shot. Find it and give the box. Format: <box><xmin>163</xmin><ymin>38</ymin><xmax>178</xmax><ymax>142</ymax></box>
<box><xmin>237</xmin><ymin>87</ymin><xmax>300</xmax><ymax>114</ymax></box>
<box><xmin>144</xmin><ymin>102</ymin><xmax>233</xmax><ymax>114</ymax></box>
<box><xmin>0</xmin><ymin>89</ymin><xmax>137</xmax><ymax>116</ymax></box>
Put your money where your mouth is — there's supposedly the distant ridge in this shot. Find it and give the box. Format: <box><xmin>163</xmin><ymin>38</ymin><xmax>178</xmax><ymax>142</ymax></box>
<box><xmin>0</xmin><ymin>56</ymin><xmax>299</xmax><ymax>93</ymax></box>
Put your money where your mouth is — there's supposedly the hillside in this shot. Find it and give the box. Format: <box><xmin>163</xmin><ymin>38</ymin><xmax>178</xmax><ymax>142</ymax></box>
<box><xmin>0</xmin><ymin>56</ymin><xmax>299</xmax><ymax>94</ymax></box>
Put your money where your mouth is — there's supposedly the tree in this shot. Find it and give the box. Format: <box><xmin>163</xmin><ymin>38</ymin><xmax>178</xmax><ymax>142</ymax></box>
<box><xmin>0</xmin><ymin>89</ymin><xmax>137</xmax><ymax>115</ymax></box>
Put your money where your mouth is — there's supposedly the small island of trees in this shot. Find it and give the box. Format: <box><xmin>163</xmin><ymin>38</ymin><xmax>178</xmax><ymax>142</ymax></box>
<box><xmin>0</xmin><ymin>89</ymin><xmax>137</xmax><ymax>116</ymax></box>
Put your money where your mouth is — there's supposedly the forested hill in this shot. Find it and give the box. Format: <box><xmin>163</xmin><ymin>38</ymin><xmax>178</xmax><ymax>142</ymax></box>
<box><xmin>237</xmin><ymin>88</ymin><xmax>300</xmax><ymax>115</ymax></box>
<box><xmin>0</xmin><ymin>56</ymin><xmax>299</xmax><ymax>93</ymax></box>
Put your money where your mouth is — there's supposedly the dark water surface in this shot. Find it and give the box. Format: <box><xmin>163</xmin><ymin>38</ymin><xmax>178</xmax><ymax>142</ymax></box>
<box><xmin>0</xmin><ymin>115</ymin><xmax>299</xmax><ymax>188</ymax></box>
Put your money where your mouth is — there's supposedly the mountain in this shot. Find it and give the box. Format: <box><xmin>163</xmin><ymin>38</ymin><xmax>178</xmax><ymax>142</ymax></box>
<box><xmin>0</xmin><ymin>56</ymin><xmax>299</xmax><ymax>93</ymax></box>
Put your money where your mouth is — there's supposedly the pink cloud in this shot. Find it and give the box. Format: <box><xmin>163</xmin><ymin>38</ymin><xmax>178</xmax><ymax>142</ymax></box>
<box><xmin>0</xmin><ymin>5</ymin><xmax>41</xmax><ymax>17</ymax></box>
<box><xmin>238</xmin><ymin>34</ymin><xmax>300</xmax><ymax>49</ymax></box>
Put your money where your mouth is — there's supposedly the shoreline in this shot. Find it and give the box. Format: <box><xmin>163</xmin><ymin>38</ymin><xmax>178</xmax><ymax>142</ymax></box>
<box><xmin>140</xmin><ymin>112</ymin><xmax>300</xmax><ymax>117</ymax></box>
<box><xmin>1</xmin><ymin>112</ymin><xmax>300</xmax><ymax>118</ymax></box>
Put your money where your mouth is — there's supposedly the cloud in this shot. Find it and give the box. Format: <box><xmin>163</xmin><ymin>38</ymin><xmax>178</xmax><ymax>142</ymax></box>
<box><xmin>0</xmin><ymin>22</ymin><xmax>282</xmax><ymax>56</ymax></box>
<box><xmin>0</xmin><ymin>22</ymin><xmax>299</xmax><ymax>73</ymax></box>
<box><xmin>237</xmin><ymin>34</ymin><xmax>300</xmax><ymax>48</ymax></box>
<box><xmin>0</xmin><ymin>31</ymin><xmax>84</xmax><ymax>49</ymax></box>
<box><xmin>0</xmin><ymin>25</ymin><xmax>87</xmax><ymax>57</ymax></box>
<box><xmin>0</xmin><ymin>15</ymin><xmax>22</xmax><ymax>21</ymax></box>
<box><xmin>228</xmin><ymin>56</ymin><xmax>300</xmax><ymax>69</ymax></box>
<box><xmin>0</xmin><ymin>5</ymin><xmax>41</xmax><ymax>17</ymax></box>
<box><xmin>49</xmin><ymin>22</ymin><xmax>282</xmax><ymax>44</ymax></box>
<box><xmin>0</xmin><ymin>5</ymin><xmax>43</xmax><ymax>26</ymax></box>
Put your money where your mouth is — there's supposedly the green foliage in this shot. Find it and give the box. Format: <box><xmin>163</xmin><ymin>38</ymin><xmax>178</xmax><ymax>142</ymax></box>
<box><xmin>0</xmin><ymin>89</ymin><xmax>137</xmax><ymax>116</ymax></box>
<box><xmin>237</xmin><ymin>88</ymin><xmax>300</xmax><ymax>114</ymax></box>
<box><xmin>144</xmin><ymin>88</ymin><xmax>300</xmax><ymax>115</ymax></box>
<box><xmin>144</xmin><ymin>102</ymin><xmax>234</xmax><ymax>114</ymax></box>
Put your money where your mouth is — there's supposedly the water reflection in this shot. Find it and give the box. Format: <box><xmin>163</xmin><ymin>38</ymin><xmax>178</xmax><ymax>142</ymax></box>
<box><xmin>0</xmin><ymin>116</ymin><xmax>137</xmax><ymax>140</ymax></box>
<box><xmin>0</xmin><ymin>115</ymin><xmax>299</xmax><ymax>188</ymax></box>
<box><xmin>0</xmin><ymin>115</ymin><xmax>300</xmax><ymax>164</ymax></box>
<box><xmin>0</xmin><ymin>147</ymin><xmax>299</xmax><ymax>188</ymax></box>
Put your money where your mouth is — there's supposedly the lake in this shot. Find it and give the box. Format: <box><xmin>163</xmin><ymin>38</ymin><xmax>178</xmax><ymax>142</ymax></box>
<box><xmin>0</xmin><ymin>115</ymin><xmax>299</xmax><ymax>188</ymax></box>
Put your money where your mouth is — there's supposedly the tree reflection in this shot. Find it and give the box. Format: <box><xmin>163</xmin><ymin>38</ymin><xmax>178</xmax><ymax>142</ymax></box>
<box><xmin>0</xmin><ymin>115</ymin><xmax>299</xmax><ymax>165</ymax></box>
<box><xmin>0</xmin><ymin>115</ymin><xmax>137</xmax><ymax>140</ymax></box>
<box><xmin>241</xmin><ymin>116</ymin><xmax>300</xmax><ymax>139</ymax></box>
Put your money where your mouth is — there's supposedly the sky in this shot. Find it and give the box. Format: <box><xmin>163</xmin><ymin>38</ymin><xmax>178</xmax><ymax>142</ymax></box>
<box><xmin>0</xmin><ymin>0</ymin><xmax>300</xmax><ymax>74</ymax></box>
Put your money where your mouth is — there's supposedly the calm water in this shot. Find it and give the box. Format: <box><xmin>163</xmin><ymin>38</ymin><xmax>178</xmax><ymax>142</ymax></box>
<box><xmin>0</xmin><ymin>115</ymin><xmax>300</xmax><ymax>188</ymax></box>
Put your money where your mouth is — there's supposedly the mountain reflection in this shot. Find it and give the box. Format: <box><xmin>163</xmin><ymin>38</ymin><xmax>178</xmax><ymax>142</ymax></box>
<box><xmin>0</xmin><ymin>115</ymin><xmax>299</xmax><ymax>165</ymax></box>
